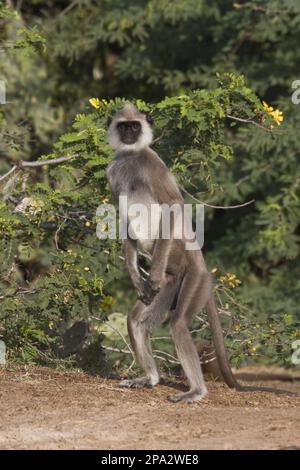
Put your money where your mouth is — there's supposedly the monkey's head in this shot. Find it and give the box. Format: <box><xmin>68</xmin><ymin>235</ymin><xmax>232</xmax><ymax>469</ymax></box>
<box><xmin>107</xmin><ymin>103</ymin><xmax>153</xmax><ymax>153</ymax></box>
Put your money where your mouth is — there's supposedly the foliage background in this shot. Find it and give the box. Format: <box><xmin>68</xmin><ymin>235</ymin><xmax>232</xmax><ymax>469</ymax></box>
<box><xmin>0</xmin><ymin>0</ymin><xmax>299</xmax><ymax>374</ymax></box>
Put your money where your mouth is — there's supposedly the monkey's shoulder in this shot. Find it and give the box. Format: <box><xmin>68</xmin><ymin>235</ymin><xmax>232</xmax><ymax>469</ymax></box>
<box><xmin>142</xmin><ymin>148</ymin><xmax>167</xmax><ymax>170</ymax></box>
<box><xmin>106</xmin><ymin>153</ymin><xmax>148</xmax><ymax>196</ymax></box>
<box><xmin>144</xmin><ymin>149</ymin><xmax>183</xmax><ymax>204</ymax></box>
<box><xmin>107</xmin><ymin>153</ymin><xmax>145</xmax><ymax>178</ymax></box>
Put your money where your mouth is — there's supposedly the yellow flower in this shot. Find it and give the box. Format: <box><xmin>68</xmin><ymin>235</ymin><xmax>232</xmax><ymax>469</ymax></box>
<box><xmin>89</xmin><ymin>98</ymin><xmax>101</xmax><ymax>109</ymax></box>
<box><xmin>262</xmin><ymin>101</ymin><xmax>274</xmax><ymax>113</ymax></box>
<box><xmin>219</xmin><ymin>272</ymin><xmax>241</xmax><ymax>288</ymax></box>
<box><xmin>271</xmin><ymin>109</ymin><xmax>283</xmax><ymax>125</ymax></box>
<box><xmin>262</xmin><ymin>101</ymin><xmax>283</xmax><ymax>126</ymax></box>
<box><xmin>85</xmin><ymin>221</ymin><xmax>91</xmax><ymax>227</ymax></box>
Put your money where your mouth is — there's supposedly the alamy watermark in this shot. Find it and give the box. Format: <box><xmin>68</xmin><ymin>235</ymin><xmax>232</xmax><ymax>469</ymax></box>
<box><xmin>291</xmin><ymin>80</ymin><xmax>300</xmax><ymax>104</ymax></box>
<box><xmin>95</xmin><ymin>197</ymin><xmax>204</xmax><ymax>250</ymax></box>
<box><xmin>291</xmin><ymin>340</ymin><xmax>300</xmax><ymax>365</ymax></box>
<box><xmin>0</xmin><ymin>80</ymin><xmax>6</xmax><ymax>105</ymax></box>
<box><xmin>0</xmin><ymin>340</ymin><xmax>6</xmax><ymax>365</ymax></box>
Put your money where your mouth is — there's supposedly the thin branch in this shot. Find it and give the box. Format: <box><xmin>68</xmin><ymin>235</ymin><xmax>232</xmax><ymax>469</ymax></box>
<box><xmin>0</xmin><ymin>154</ymin><xmax>78</xmax><ymax>183</ymax></box>
<box><xmin>102</xmin><ymin>345</ymin><xmax>131</xmax><ymax>355</ymax></box>
<box><xmin>153</xmin><ymin>353</ymin><xmax>177</xmax><ymax>364</ymax></box>
<box><xmin>233</xmin><ymin>2</ymin><xmax>283</xmax><ymax>13</ymax></box>
<box><xmin>79</xmin><ymin>382</ymin><xmax>132</xmax><ymax>393</ymax></box>
<box><xmin>153</xmin><ymin>349</ymin><xmax>179</xmax><ymax>364</ymax></box>
<box><xmin>181</xmin><ymin>186</ymin><xmax>255</xmax><ymax>210</ymax></box>
<box><xmin>235</xmin><ymin>163</ymin><xmax>272</xmax><ymax>187</ymax></box>
<box><xmin>235</xmin><ymin>174</ymin><xmax>251</xmax><ymax>187</ymax></box>
<box><xmin>153</xmin><ymin>127</ymin><xmax>169</xmax><ymax>144</ymax></box>
<box><xmin>0</xmin><ymin>165</ymin><xmax>18</xmax><ymax>182</ymax></box>
<box><xmin>0</xmin><ymin>287</ymin><xmax>38</xmax><ymax>300</ymax></box>
<box><xmin>2</xmin><ymin>261</ymin><xmax>17</xmax><ymax>283</ymax></box>
<box><xmin>21</xmin><ymin>154</ymin><xmax>77</xmax><ymax>167</ymax></box>
<box><xmin>125</xmin><ymin>358</ymin><xmax>136</xmax><ymax>373</ymax></box>
<box><xmin>151</xmin><ymin>336</ymin><xmax>171</xmax><ymax>341</ymax></box>
<box><xmin>59</xmin><ymin>0</ymin><xmax>79</xmax><ymax>16</ymax></box>
<box><xmin>103</xmin><ymin>344</ymin><xmax>178</xmax><ymax>366</ymax></box>
<box><xmin>92</xmin><ymin>316</ymin><xmax>133</xmax><ymax>355</ymax></box>
<box><xmin>54</xmin><ymin>218</ymin><xmax>67</xmax><ymax>250</ymax></box>
<box><xmin>226</xmin><ymin>114</ymin><xmax>276</xmax><ymax>134</ymax></box>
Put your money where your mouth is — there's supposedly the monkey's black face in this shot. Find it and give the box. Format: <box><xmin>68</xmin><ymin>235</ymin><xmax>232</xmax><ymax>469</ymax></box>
<box><xmin>117</xmin><ymin>120</ymin><xmax>142</xmax><ymax>144</ymax></box>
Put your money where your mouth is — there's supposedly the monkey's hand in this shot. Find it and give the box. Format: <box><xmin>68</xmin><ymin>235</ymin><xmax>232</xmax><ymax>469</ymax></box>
<box><xmin>131</xmin><ymin>277</ymin><xmax>144</xmax><ymax>297</ymax></box>
<box><xmin>139</xmin><ymin>278</ymin><xmax>160</xmax><ymax>305</ymax></box>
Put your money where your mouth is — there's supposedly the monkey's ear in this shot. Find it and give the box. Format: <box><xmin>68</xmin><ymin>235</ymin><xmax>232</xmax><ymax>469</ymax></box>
<box><xmin>145</xmin><ymin>113</ymin><xmax>153</xmax><ymax>126</ymax></box>
<box><xmin>107</xmin><ymin>116</ymin><xmax>112</xmax><ymax>128</ymax></box>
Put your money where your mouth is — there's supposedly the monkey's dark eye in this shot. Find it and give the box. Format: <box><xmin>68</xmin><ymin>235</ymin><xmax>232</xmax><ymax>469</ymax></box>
<box><xmin>117</xmin><ymin>122</ymin><xmax>127</xmax><ymax>131</ymax></box>
<box><xmin>145</xmin><ymin>114</ymin><xmax>153</xmax><ymax>126</ymax></box>
<box><xmin>117</xmin><ymin>121</ymin><xmax>141</xmax><ymax>133</ymax></box>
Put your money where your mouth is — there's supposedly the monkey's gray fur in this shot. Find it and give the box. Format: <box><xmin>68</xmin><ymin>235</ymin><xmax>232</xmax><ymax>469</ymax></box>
<box><xmin>106</xmin><ymin>103</ymin><xmax>297</xmax><ymax>402</ymax></box>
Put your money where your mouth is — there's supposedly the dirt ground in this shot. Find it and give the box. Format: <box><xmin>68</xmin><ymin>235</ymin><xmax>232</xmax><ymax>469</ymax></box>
<box><xmin>0</xmin><ymin>365</ymin><xmax>299</xmax><ymax>450</ymax></box>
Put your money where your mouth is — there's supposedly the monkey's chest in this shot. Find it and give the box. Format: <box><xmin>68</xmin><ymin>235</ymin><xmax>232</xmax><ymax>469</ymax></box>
<box><xmin>107</xmin><ymin>157</ymin><xmax>143</xmax><ymax>196</ymax></box>
<box><xmin>107</xmin><ymin>157</ymin><xmax>161</xmax><ymax>252</ymax></box>
<box><xmin>121</xmin><ymin>189</ymin><xmax>161</xmax><ymax>253</ymax></box>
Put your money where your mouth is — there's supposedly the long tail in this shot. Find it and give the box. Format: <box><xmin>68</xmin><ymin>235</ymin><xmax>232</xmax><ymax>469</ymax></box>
<box><xmin>205</xmin><ymin>296</ymin><xmax>299</xmax><ymax>397</ymax></box>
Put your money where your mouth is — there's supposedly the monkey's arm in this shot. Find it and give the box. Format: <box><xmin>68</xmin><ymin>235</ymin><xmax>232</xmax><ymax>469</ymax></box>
<box><xmin>123</xmin><ymin>238</ymin><xmax>144</xmax><ymax>296</ymax></box>
<box><xmin>144</xmin><ymin>163</ymin><xmax>184</xmax><ymax>302</ymax></box>
<box><xmin>149</xmin><ymin>217</ymin><xmax>174</xmax><ymax>285</ymax></box>
<box><xmin>141</xmin><ymin>240</ymin><xmax>173</xmax><ymax>306</ymax></box>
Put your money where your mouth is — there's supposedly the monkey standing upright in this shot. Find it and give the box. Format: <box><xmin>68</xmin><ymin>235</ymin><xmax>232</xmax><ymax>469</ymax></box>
<box><xmin>106</xmin><ymin>103</ymin><xmax>295</xmax><ymax>402</ymax></box>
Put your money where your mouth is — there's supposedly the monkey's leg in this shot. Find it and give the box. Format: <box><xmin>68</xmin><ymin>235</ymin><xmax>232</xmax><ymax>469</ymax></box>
<box><xmin>169</xmin><ymin>269</ymin><xmax>211</xmax><ymax>403</ymax></box>
<box><xmin>120</xmin><ymin>301</ymin><xmax>158</xmax><ymax>388</ymax></box>
<box><xmin>120</xmin><ymin>276</ymin><xmax>179</xmax><ymax>389</ymax></box>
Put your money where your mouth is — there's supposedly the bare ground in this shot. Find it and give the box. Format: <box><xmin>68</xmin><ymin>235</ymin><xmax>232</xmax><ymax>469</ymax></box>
<box><xmin>0</xmin><ymin>365</ymin><xmax>299</xmax><ymax>450</ymax></box>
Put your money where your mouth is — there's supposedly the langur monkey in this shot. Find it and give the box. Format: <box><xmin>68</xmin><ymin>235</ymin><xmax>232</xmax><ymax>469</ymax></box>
<box><xmin>106</xmin><ymin>103</ymin><xmax>296</xmax><ymax>402</ymax></box>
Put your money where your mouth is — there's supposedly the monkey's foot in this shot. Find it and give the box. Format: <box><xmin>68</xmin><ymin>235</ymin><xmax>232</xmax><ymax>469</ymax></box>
<box><xmin>168</xmin><ymin>389</ymin><xmax>208</xmax><ymax>404</ymax></box>
<box><xmin>119</xmin><ymin>376</ymin><xmax>159</xmax><ymax>389</ymax></box>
